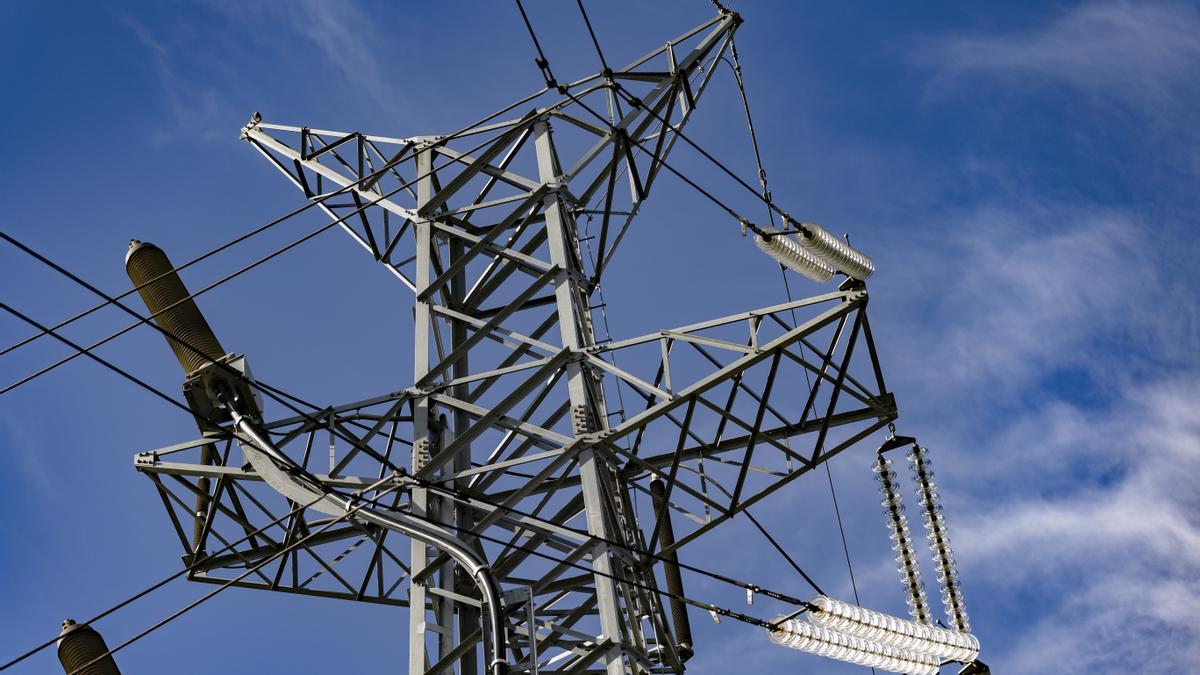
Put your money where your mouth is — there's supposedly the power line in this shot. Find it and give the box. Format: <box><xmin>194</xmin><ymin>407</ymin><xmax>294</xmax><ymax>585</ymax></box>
<box><xmin>0</xmin><ymin>106</ymin><xmax>547</xmax><ymax>400</ymax></box>
<box><xmin>0</xmin><ymin>78</ymin><xmax>546</xmax><ymax>363</ymax></box>
<box><xmin>726</xmin><ymin>38</ymin><xmax>777</xmax><ymax>229</ymax></box>
<box><xmin>60</xmin><ymin>480</ymin><xmax>404</xmax><ymax>675</ymax></box>
<box><xmin>0</xmin><ymin>488</ymin><xmax>340</xmax><ymax>671</ymax></box>
<box><xmin>0</xmin><ymin>54</ymin><xmax>814</xmax><ymax>617</ymax></box>
<box><xmin>6</xmin><ymin>9</ymin><xmax>883</xmax><ymax>671</ymax></box>
<box><xmin>514</xmin><ymin>0</ymin><xmax>559</xmax><ymax>89</ymax></box>
<box><xmin>407</xmin><ymin>473</ymin><xmax>818</xmax><ymax>609</ymax></box>
<box><xmin>1</xmin><ymin>232</ymin><xmax>322</xmax><ymax>414</ymax></box>
<box><xmin>742</xmin><ymin>508</ymin><xmax>826</xmax><ymax>597</ymax></box>
<box><xmin>1</xmin><ymin>295</ymin><xmax>354</xmax><ymax>498</ymax></box>
<box><xmin>576</xmin><ymin>0</ymin><xmax>610</xmax><ymax>73</ymax></box>
<box><xmin>3</xmin><ymin>303</ymin><xmax>213</xmax><ymax>426</ymax></box>
<box><xmin>609</xmin><ymin>80</ymin><xmax>798</xmax><ymax>230</ymax></box>
<box><xmin>2</xmin><ymin>147</ymin><xmax>802</xmax><ymax>648</ymax></box>
<box><xmin>368</xmin><ymin>489</ymin><xmax>802</xmax><ymax>633</ymax></box>
<box><xmin>0</xmin><ymin>68</ymin><xmax>563</xmax><ymax>392</ymax></box>
<box><xmin>723</xmin><ymin>28</ymin><xmax>842</xmax><ymax>608</ymax></box>
<box><xmin>1</xmin><ymin>187</ymin><xmax>345</xmax><ymax>360</ymax></box>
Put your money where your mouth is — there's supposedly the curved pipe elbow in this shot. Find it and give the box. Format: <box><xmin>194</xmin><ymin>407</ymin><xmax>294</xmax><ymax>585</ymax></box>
<box><xmin>230</xmin><ymin>412</ymin><xmax>508</xmax><ymax>674</ymax></box>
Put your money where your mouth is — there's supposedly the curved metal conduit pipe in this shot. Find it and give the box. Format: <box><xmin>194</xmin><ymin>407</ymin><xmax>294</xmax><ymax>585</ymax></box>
<box><xmin>222</xmin><ymin>398</ymin><xmax>509</xmax><ymax>675</ymax></box>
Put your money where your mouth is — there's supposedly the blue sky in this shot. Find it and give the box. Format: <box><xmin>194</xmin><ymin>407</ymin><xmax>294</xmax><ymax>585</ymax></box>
<box><xmin>1</xmin><ymin>1</ymin><xmax>1198</xmax><ymax>673</ymax></box>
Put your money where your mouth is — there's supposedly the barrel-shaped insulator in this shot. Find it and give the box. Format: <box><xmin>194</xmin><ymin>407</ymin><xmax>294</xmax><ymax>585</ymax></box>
<box><xmin>649</xmin><ymin>478</ymin><xmax>694</xmax><ymax>662</ymax></box>
<box><xmin>124</xmin><ymin>240</ymin><xmax>225</xmax><ymax>377</ymax></box>
<box><xmin>57</xmin><ymin>620</ymin><xmax>121</xmax><ymax>675</ymax></box>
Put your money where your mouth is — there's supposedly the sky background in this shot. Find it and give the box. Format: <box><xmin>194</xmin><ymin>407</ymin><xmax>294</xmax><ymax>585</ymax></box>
<box><xmin>2</xmin><ymin>1</ymin><xmax>1198</xmax><ymax>673</ymax></box>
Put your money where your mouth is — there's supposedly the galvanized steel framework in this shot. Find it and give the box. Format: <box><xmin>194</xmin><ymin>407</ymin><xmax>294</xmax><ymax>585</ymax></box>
<box><xmin>133</xmin><ymin>11</ymin><xmax>897</xmax><ymax>674</ymax></box>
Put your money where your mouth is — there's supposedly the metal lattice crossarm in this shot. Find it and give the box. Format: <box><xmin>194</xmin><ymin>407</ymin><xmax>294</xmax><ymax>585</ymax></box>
<box><xmin>133</xmin><ymin>10</ymin><xmax>905</xmax><ymax>675</ymax></box>
<box><xmin>134</xmin><ymin>287</ymin><xmax>895</xmax><ymax>671</ymax></box>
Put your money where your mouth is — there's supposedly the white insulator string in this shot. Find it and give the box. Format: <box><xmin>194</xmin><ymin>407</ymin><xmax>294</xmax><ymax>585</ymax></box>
<box><xmin>793</xmin><ymin>220</ymin><xmax>875</xmax><ymax>280</ymax></box>
<box><xmin>766</xmin><ymin>616</ymin><xmax>941</xmax><ymax>675</ymax></box>
<box><xmin>809</xmin><ymin>595</ymin><xmax>980</xmax><ymax>663</ymax></box>
<box><xmin>909</xmin><ymin>444</ymin><xmax>971</xmax><ymax>633</ymax></box>
<box><xmin>754</xmin><ymin>226</ymin><xmax>835</xmax><ymax>282</ymax></box>
<box><xmin>874</xmin><ymin>455</ymin><xmax>933</xmax><ymax>625</ymax></box>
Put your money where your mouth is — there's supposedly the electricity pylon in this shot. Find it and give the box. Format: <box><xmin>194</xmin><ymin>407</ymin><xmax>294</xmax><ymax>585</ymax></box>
<box><xmin>133</xmin><ymin>10</ymin><xmax>896</xmax><ymax>673</ymax></box>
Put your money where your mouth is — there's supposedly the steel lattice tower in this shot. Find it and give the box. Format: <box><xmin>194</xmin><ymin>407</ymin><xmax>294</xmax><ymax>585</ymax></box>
<box><xmin>134</xmin><ymin>10</ymin><xmax>898</xmax><ymax>674</ymax></box>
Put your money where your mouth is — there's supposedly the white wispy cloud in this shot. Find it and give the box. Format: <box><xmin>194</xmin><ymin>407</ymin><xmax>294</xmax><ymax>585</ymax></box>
<box><xmin>918</xmin><ymin>1</ymin><xmax>1200</xmax><ymax>110</ymax></box>
<box><xmin>861</xmin><ymin>190</ymin><xmax>1200</xmax><ymax>672</ymax></box>
<box><xmin>124</xmin><ymin>2</ymin><xmax>413</xmax><ymax>144</ymax></box>
<box><xmin>0</xmin><ymin>410</ymin><xmax>70</xmax><ymax>514</ymax></box>
<box><xmin>282</xmin><ymin>0</ymin><xmax>397</xmax><ymax>112</ymax></box>
<box><xmin>121</xmin><ymin>16</ymin><xmax>233</xmax><ymax>145</ymax></box>
<box><xmin>887</xmin><ymin>205</ymin><xmax>1196</xmax><ymax>396</ymax></box>
<box><xmin>954</xmin><ymin>376</ymin><xmax>1200</xmax><ymax>672</ymax></box>
<box><xmin>201</xmin><ymin>0</ymin><xmax>409</xmax><ymax>120</ymax></box>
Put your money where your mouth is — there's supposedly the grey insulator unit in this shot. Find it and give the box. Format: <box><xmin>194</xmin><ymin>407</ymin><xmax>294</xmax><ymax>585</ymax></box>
<box><xmin>124</xmin><ymin>240</ymin><xmax>225</xmax><ymax>378</ymax></box>
<box><xmin>57</xmin><ymin>620</ymin><xmax>121</xmax><ymax>675</ymax></box>
<box><xmin>650</xmin><ymin>478</ymin><xmax>694</xmax><ymax>663</ymax></box>
<box><xmin>124</xmin><ymin>240</ymin><xmax>222</xmax><ymax>553</ymax></box>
